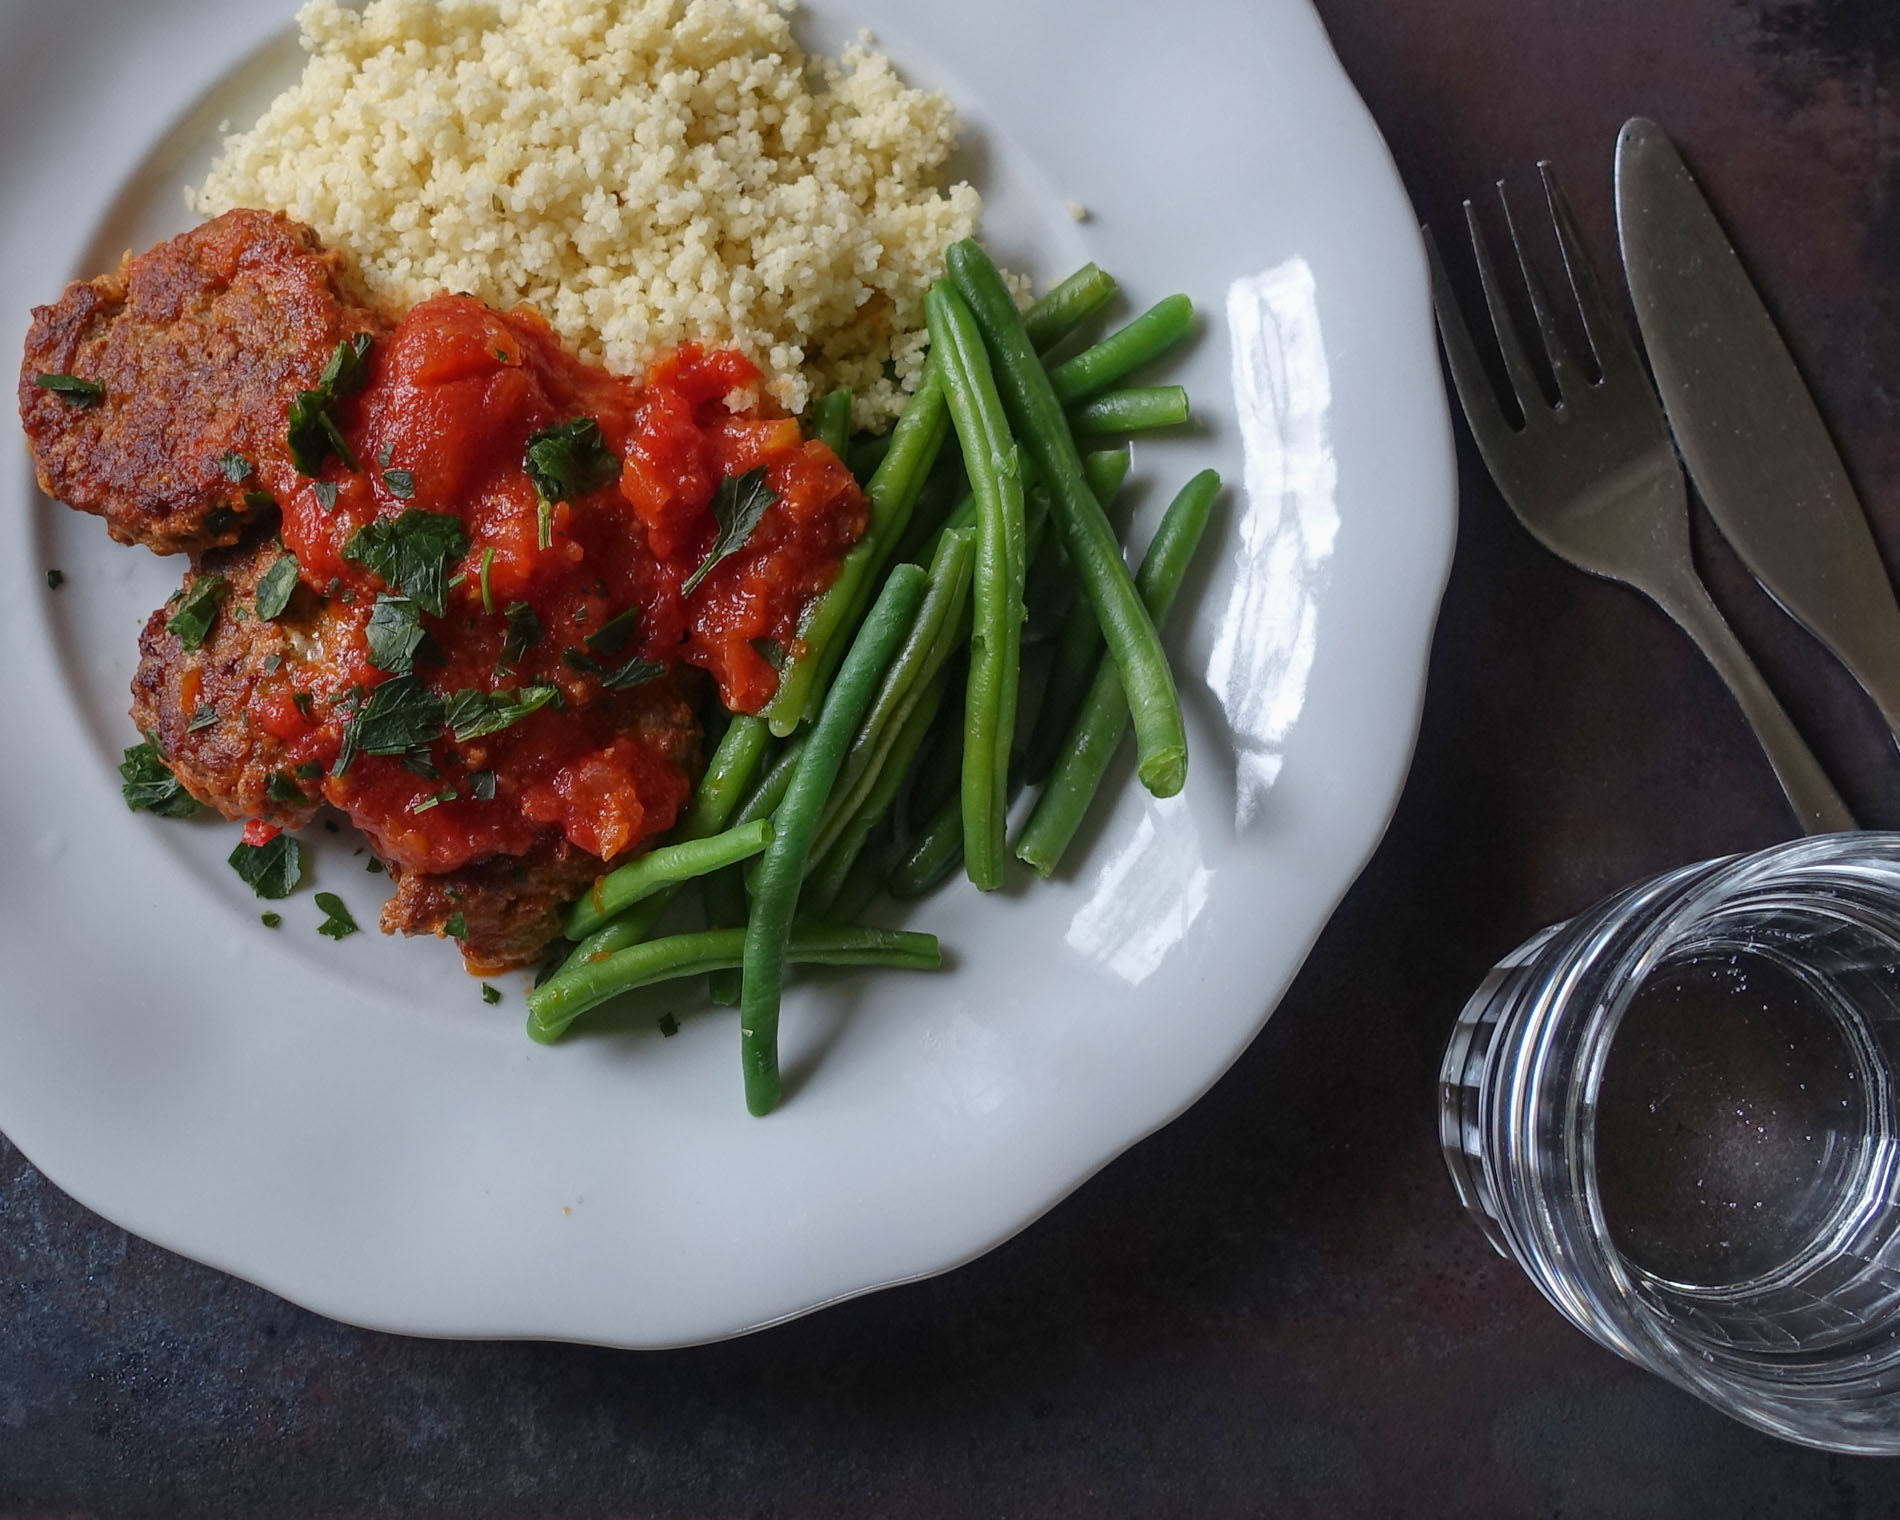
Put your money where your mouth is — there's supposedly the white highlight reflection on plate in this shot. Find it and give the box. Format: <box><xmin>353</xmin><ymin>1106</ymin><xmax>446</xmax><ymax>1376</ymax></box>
<box><xmin>1211</xmin><ymin>259</ymin><xmax>1341</xmax><ymax>830</ymax></box>
<box><xmin>1066</xmin><ymin>797</ymin><xmax>1212</xmax><ymax>988</ymax></box>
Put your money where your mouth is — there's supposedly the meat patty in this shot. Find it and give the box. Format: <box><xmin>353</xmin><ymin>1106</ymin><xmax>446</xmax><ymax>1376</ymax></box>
<box><xmin>380</xmin><ymin>680</ymin><xmax>703</xmax><ymax>972</ymax></box>
<box><xmin>132</xmin><ymin>538</ymin><xmax>328</xmax><ymax>830</ymax></box>
<box><xmin>135</xmin><ymin>535</ymin><xmax>704</xmax><ymax>970</ymax></box>
<box><xmin>19</xmin><ymin>210</ymin><xmax>385</xmax><ymax>555</ymax></box>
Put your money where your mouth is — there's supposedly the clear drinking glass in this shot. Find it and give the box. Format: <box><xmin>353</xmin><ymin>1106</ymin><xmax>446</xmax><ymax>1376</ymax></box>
<box><xmin>1440</xmin><ymin>834</ymin><xmax>1900</xmax><ymax>1453</ymax></box>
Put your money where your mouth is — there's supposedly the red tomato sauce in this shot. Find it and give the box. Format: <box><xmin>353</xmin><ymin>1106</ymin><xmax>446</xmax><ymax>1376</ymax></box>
<box><xmin>262</xmin><ymin>295</ymin><xmax>866</xmax><ymax>875</ymax></box>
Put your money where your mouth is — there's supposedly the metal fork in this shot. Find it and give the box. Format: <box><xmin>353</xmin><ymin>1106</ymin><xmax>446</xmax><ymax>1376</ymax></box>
<box><xmin>1428</xmin><ymin>163</ymin><xmax>1854</xmax><ymax>835</ymax></box>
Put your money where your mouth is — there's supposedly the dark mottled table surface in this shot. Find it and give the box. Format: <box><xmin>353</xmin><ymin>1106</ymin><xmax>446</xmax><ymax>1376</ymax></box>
<box><xmin>9</xmin><ymin>0</ymin><xmax>1900</xmax><ymax>1514</ymax></box>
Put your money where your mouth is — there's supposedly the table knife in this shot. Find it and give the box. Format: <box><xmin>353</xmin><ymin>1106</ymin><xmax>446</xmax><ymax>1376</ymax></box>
<box><xmin>1616</xmin><ymin>117</ymin><xmax>1900</xmax><ymax>744</ymax></box>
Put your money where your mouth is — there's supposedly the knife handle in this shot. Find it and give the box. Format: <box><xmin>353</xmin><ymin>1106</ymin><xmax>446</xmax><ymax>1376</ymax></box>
<box><xmin>1653</xmin><ymin>569</ymin><xmax>1857</xmax><ymax>835</ymax></box>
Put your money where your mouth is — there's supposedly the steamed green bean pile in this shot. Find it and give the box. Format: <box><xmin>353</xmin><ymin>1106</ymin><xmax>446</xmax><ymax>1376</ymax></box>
<box><xmin>524</xmin><ymin>242</ymin><xmax>1222</xmax><ymax>1114</ymax></box>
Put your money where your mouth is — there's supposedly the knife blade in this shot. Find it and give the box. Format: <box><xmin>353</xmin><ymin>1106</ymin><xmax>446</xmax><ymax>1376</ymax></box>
<box><xmin>1615</xmin><ymin>116</ymin><xmax>1900</xmax><ymax>743</ymax></box>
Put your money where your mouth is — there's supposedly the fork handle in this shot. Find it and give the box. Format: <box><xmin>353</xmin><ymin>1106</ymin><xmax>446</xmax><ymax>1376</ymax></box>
<box><xmin>1654</xmin><ymin>572</ymin><xmax>1857</xmax><ymax>835</ymax></box>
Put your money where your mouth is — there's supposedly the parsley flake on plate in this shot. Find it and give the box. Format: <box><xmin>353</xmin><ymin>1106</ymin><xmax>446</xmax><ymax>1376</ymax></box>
<box><xmin>260</xmin><ymin>912</ymin><xmax>282</xmax><ymax>929</ymax></box>
<box><xmin>119</xmin><ymin>741</ymin><xmax>199</xmax><ymax>818</ymax></box>
<box><xmin>315</xmin><ymin>892</ymin><xmax>359</xmax><ymax>940</ymax></box>
<box><xmin>45</xmin><ymin>569</ymin><xmax>64</xmax><ymax>590</ymax></box>
<box><xmin>228</xmin><ymin>833</ymin><xmax>306</xmax><ymax>899</ymax></box>
<box><xmin>482</xmin><ymin>984</ymin><xmax>503</xmax><ymax>1005</ymax></box>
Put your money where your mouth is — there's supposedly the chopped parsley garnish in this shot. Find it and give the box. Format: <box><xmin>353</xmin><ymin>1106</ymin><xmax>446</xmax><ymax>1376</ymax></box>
<box><xmin>384</xmin><ymin>468</ymin><xmax>416</xmax><ymax>500</ymax></box>
<box><xmin>296</xmin><ymin>762</ymin><xmax>323</xmax><ymax>780</ymax></box>
<box><xmin>366</xmin><ymin>857</ymin><xmax>385</xmax><ymax>874</ymax></box>
<box><xmin>312</xmin><ymin>481</ymin><xmax>341</xmax><ymax>513</ymax></box>
<box><xmin>481</xmin><ymin>983</ymin><xmax>502</xmax><ymax>1005</ymax></box>
<box><xmin>445</xmin><ymin>910</ymin><xmax>469</xmax><ymax>940</ymax></box>
<box><xmin>243</xmin><ymin>490</ymin><xmax>278</xmax><ymax>511</ymax></box>
<box><xmin>166</xmin><ymin>574</ymin><xmax>229</xmax><ymax>651</ymax></box>
<box><xmin>657</xmin><ymin>1012</ymin><xmax>681</xmax><ymax>1038</ymax></box>
<box><xmin>261</xmin><ymin>912</ymin><xmax>282</xmax><ymax>929</ymax></box>
<box><xmin>35</xmin><ymin>372</ymin><xmax>102</xmax><ymax>407</ymax></box>
<box><xmin>536</xmin><ymin>499</ymin><xmax>554</xmax><ymax>551</ymax></box>
<box><xmin>468</xmin><ymin>769</ymin><xmax>497</xmax><ymax>801</ymax></box>
<box><xmin>443</xmin><ymin>685</ymin><xmax>561</xmax><ymax>742</ymax></box>
<box><xmin>524</xmin><ymin>417</ymin><xmax>620</xmax><ymax>508</ymax></box>
<box><xmin>266</xmin><ymin>770</ymin><xmax>307</xmax><ymax>804</ymax></box>
<box><xmin>335</xmin><ymin>673</ymin><xmax>445</xmax><ymax>775</ymax></box>
<box><xmin>315</xmin><ymin>892</ymin><xmax>359</xmax><ymax>940</ymax></box>
<box><xmin>287</xmin><ymin>389</ymin><xmax>359</xmax><ymax>476</ymax></box>
<box><xmin>228</xmin><ymin>833</ymin><xmax>306</xmax><ymax>899</ymax></box>
<box><xmin>402</xmin><ymin>748</ymin><xmax>440</xmax><ymax>779</ymax></box>
<box><xmin>321</xmin><ymin>333</ymin><xmax>374</xmax><ymax>396</ymax></box>
<box><xmin>254</xmin><ymin>554</ymin><xmax>302</xmax><ymax>621</ymax></box>
<box><xmin>364</xmin><ymin>594</ymin><xmax>433</xmax><ymax>675</ymax></box>
<box><xmin>292</xmin><ymin>692</ymin><xmax>315</xmax><ymax>718</ymax></box>
<box><xmin>478</xmin><ymin>547</ymin><xmax>496</xmax><ymax>615</ymax></box>
<box><xmin>500</xmin><ymin>601</ymin><xmax>544</xmax><ymax>670</ymax></box>
<box><xmin>187</xmin><ymin>704</ymin><xmax>219</xmax><ymax>734</ymax></box>
<box><xmin>682</xmin><ymin>466</ymin><xmax>778</xmax><ymax>595</ymax></box>
<box><xmin>217</xmin><ymin>451</ymin><xmax>254</xmax><ymax>483</ymax></box>
<box><xmin>564</xmin><ymin>647</ymin><xmax>667</xmax><ymax>690</ymax></box>
<box><xmin>411</xmin><ymin>789</ymin><xmax>460</xmax><ymax>814</ymax></box>
<box><xmin>45</xmin><ymin>569</ymin><xmax>64</xmax><ymax>590</ymax></box>
<box><xmin>262</xmin><ymin>653</ymin><xmax>283</xmax><ymax>675</ymax></box>
<box><xmin>342</xmin><ymin>509</ymin><xmax>469</xmax><ymax>617</ymax></box>
<box><xmin>119</xmin><ymin>740</ymin><xmax>199</xmax><ymax>818</ymax></box>
<box><xmin>288</xmin><ymin>333</ymin><xmax>374</xmax><ymax>476</ymax></box>
<box><xmin>585</xmin><ymin>608</ymin><xmax>640</xmax><ymax>659</ymax></box>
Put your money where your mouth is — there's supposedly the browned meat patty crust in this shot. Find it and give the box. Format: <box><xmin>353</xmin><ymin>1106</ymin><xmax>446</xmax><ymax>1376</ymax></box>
<box><xmin>19</xmin><ymin>210</ymin><xmax>385</xmax><ymax>555</ymax></box>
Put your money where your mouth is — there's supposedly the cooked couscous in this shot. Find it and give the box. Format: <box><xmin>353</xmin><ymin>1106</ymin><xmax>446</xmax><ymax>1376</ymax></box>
<box><xmin>191</xmin><ymin>0</ymin><xmax>984</xmax><ymax>426</ymax></box>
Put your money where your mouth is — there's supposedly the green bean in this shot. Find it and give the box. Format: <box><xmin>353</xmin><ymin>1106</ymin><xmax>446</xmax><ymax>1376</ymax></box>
<box><xmin>1021</xmin><ymin>460</ymin><xmax>1139</xmax><ymax>785</ymax></box>
<box><xmin>1025</xmin><ymin>263</ymin><xmax>1119</xmax><ymax>352</ymax></box>
<box><xmin>814</xmin><ymin>387</ymin><xmax>853</xmax><ymax>457</ymax></box>
<box><xmin>763</xmin><ymin>365</ymin><xmax>949</xmax><ymax>738</ymax></box>
<box><xmin>565</xmin><ymin>820</ymin><xmax>773</xmax><ymax>940</ymax></box>
<box><xmin>680</xmin><ymin>715</ymin><xmax>773</xmax><ymax>841</ymax></box>
<box><xmin>525</xmin><ymin>926</ymin><xmax>942</xmax><ymax>1044</ymax></box>
<box><xmin>743</xmin><ymin>565</ymin><xmax>928</xmax><ymax>1115</ymax></box>
<box><xmin>1048</xmin><ymin>296</ymin><xmax>1195</xmax><ymax>405</ymax></box>
<box><xmin>1017</xmin><ymin>470</ymin><xmax>1220</xmax><ymax>875</ymax></box>
<box><xmin>551</xmin><ymin>714</ymin><xmax>774</xmax><ymax>973</ymax></box>
<box><xmin>1067</xmin><ymin>386</ymin><xmax>1191</xmax><ymax>437</ymax></box>
<box><xmin>1024</xmin><ymin>448</ymin><xmax>1132</xmax><ymax>646</ymax></box>
<box><xmin>889</xmin><ymin>792</ymin><xmax>964</xmax><ymax>899</ymax></box>
<box><xmin>813</xmin><ymin>525</ymin><xmax>974</xmax><ymax>863</ymax></box>
<box><xmin>889</xmin><ymin>440</ymin><xmax>967</xmax><ymax>567</ymax></box>
<box><xmin>704</xmin><ymin>733</ymin><xmax>809</xmax><ymax>1006</ymax></box>
<box><xmin>906</xmin><ymin>654</ymin><xmax>967</xmax><ymax>826</ymax></box>
<box><xmin>701</xmin><ymin>864</ymin><xmax>751</xmax><ymax>1007</ymax></box>
<box><xmin>823</xmin><ymin>825</ymin><xmax>894</xmax><ymax>927</ymax></box>
<box><xmin>927</xmin><ymin>280</ymin><xmax>1026</xmax><ymax>891</ymax></box>
<box><xmin>804</xmin><ymin>668</ymin><xmax>946</xmax><ymax>920</ymax></box>
<box><xmin>946</xmin><ymin>239</ymin><xmax>1188</xmax><ymax>799</ymax></box>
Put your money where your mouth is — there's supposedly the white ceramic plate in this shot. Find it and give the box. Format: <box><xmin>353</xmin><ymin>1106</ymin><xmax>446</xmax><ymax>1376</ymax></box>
<box><xmin>0</xmin><ymin>0</ymin><xmax>1454</xmax><ymax>1346</ymax></box>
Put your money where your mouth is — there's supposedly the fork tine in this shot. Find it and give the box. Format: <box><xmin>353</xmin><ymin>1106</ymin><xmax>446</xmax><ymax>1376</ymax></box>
<box><xmin>1497</xmin><ymin>180</ymin><xmax>1588</xmax><ymax>402</ymax></box>
<box><xmin>1538</xmin><ymin>161</ymin><xmax>1639</xmax><ymax>379</ymax></box>
<box><xmin>1462</xmin><ymin>199</ymin><xmax>1548</xmax><ymax>422</ymax></box>
<box><xmin>1425</xmin><ymin>225</ymin><xmax>1517</xmax><ymax>445</ymax></box>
